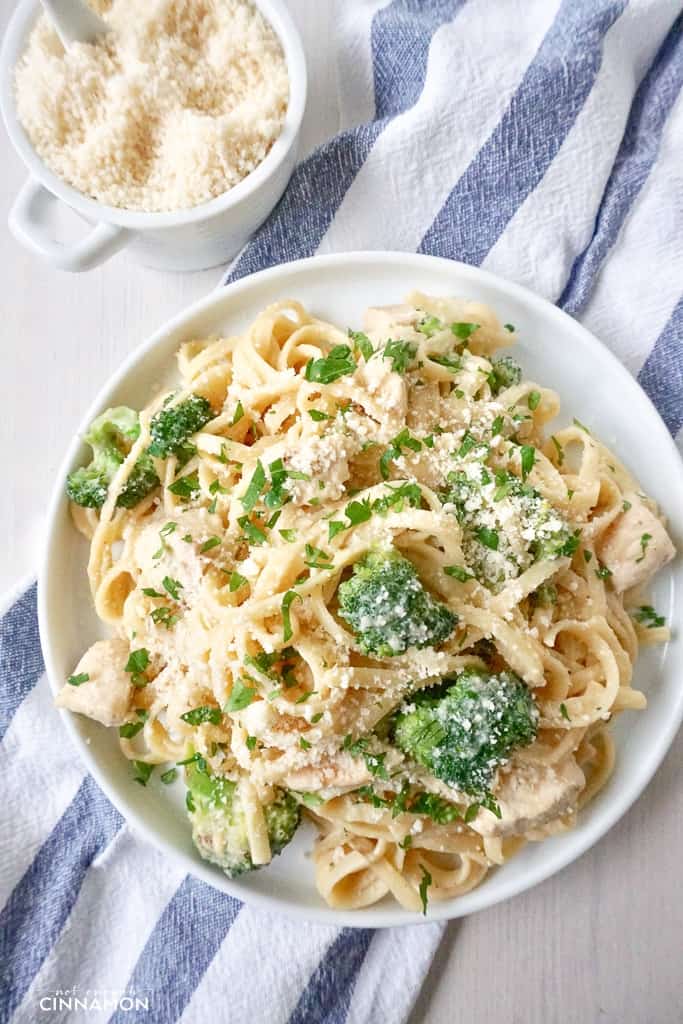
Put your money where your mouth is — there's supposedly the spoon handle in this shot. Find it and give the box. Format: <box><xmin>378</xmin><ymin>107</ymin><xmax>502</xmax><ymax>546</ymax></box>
<box><xmin>40</xmin><ymin>0</ymin><xmax>108</xmax><ymax>46</ymax></box>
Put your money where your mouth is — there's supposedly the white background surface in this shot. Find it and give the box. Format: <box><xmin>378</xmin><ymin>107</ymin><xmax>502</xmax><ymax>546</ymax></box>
<box><xmin>1</xmin><ymin>1</ymin><xmax>681</xmax><ymax>1021</ymax></box>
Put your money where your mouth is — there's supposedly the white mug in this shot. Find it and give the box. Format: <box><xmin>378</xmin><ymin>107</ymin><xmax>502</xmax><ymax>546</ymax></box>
<box><xmin>0</xmin><ymin>0</ymin><xmax>307</xmax><ymax>273</ymax></box>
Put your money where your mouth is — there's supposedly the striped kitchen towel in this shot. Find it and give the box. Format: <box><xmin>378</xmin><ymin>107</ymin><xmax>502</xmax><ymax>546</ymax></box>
<box><xmin>1</xmin><ymin>1</ymin><xmax>682</xmax><ymax>1022</ymax></box>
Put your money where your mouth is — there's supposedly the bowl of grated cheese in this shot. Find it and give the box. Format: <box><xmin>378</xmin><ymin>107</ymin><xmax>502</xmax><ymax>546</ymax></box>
<box><xmin>0</xmin><ymin>0</ymin><xmax>306</xmax><ymax>272</ymax></box>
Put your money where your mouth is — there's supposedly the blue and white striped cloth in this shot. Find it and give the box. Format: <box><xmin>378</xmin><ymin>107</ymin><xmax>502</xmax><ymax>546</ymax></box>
<box><xmin>2</xmin><ymin>2</ymin><xmax>682</xmax><ymax>1021</ymax></box>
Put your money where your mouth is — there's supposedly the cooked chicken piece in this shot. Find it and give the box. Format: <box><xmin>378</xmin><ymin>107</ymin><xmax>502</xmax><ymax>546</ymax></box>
<box><xmin>596</xmin><ymin>492</ymin><xmax>675</xmax><ymax>593</ymax></box>
<box><xmin>283</xmin><ymin>752</ymin><xmax>373</xmax><ymax>794</ymax></box>
<box><xmin>132</xmin><ymin>508</ymin><xmax>224</xmax><ymax>597</ymax></box>
<box><xmin>363</xmin><ymin>304</ymin><xmax>419</xmax><ymax>343</ymax></box>
<box><xmin>56</xmin><ymin>637</ymin><xmax>134</xmax><ymax>727</ymax></box>
<box><xmin>470</xmin><ymin>756</ymin><xmax>585</xmax><ymax>838</ymax></box>
<box><xmin>355</xmin><ymin>356</ymin><xmax>408</xmax><ymax>425</ymax></box>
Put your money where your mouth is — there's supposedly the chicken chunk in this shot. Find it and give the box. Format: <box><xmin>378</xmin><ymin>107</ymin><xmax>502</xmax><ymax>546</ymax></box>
<box><xmin>283</xmin><ymin>752</ymin><xmax>373</xmax><ymax>794</ymax></box>
<box><xmin>355</xmin><ymin>356</ymin><xmax>408</xmax><ymax>426</ymax></box>
<box><xmin>363</xmin><ymin>304</ymin><xmax>419</xmax><ymax>344</ymax></box>
<box><xmin>596</xmin><ymin>492</ymin><xmax>675</xmax><ymax>593</ymax></box>
<box><xmin>56</xmin><ymin>637</ymin><xmax>134</xmax><ymax>727</ymax></box>
<box><xmin>470</xmin><ymin>756</ymin><xmax>585</xmax><ymax>838</ymax></box>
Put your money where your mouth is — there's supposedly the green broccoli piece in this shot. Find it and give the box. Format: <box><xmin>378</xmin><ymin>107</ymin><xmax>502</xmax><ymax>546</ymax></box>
<box><xmin>186</xmin><ymin>762</ymin><xmax>299</xmax><ymax>877</ymax></box>
<box><xmin>488</xmin><ymin>356</ymin><xmax>521</xmax><ymax>395</ymax></box>
<box><xmin>393</xmin><ymin>668</ymin><xmax>538</xmax><ymax>796</ymax></box>
<box><xmin>337</xmin><ymin>549</ymin><xmax>457</xmax><ymax>657</ymax></box>
<box><xmin>444</xmin><ymin>469</ymin><xmax>577</xmax><ymax>589</ymax></box>
<box><xmin>148</xmin><ymin>395</ymin><xmax>213</xmax><ymax>458</ymax></box>
<box><xmin>66</xmin><ymin>406</ymin><xmax>160</xmax><ymax>509</ymax></box>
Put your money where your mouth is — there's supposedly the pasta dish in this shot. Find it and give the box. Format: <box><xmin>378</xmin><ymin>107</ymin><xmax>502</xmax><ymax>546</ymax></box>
<box><xmin>57</xmin><ymin>293</ymin><xmax>675</xmax><ymax>914</ymax></box>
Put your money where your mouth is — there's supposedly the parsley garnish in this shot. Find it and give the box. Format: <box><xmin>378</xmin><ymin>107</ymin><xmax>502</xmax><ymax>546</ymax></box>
<box><xmin>595</xmin><ymin>566</ymin><xmax>612</xmax><ymax>580</ymax></box>
<box><xmin>67</xmin><ymin>672</ymin><xmax>90</xmax><ymax>687</ymax></box>
<box><xmin>573</xmin><ymin>417</ymin><xmax>590</xmax><ymax>433</ymax></box>
<box><xmin>550</xmin><ymin>436</ymin><xmax>564</xmax><ymax>464</ymax></box>
<box><xmin>418</xmin><ymin>865</ymin><xmax>432</xmax><ymax>915</ymax></box>
<box><xmin>622</xmin><ymin>499</ymin><xmax>632</xmax><ymax>512</ymax></box>
<box><xmin>160</xmin><ymin>767</ymin><xmax>177</xmax><ymax>785</ymax></box>
<box><xmin>634</xmin><ymin>605</ymin><xmax>665</xmax><ymax>628</ymax></box>
<box><xmin>142</xmin><ymin>587</ymin><xmax>164</xmax><ymax>598</ymax></box>
<box><xmin>308</xmin><ymin>409</ymin><xmax>331</xmax><ymax>422</ymax></box>
<box><xmin>491</xmin><ymin>415</ymin><xmax>504</xmax><ymax>436</ymax></box>
<box><xmin>169</xmin><ymin>472</ymin><xmax>200</xmax><ymax>499</ymax></box>
<box><xmin>229</xmin><ymin>571</ymin><xmax>247</xmax><ymax>592</ymax></box>
<box><xmin>328</xmin><ymin>520</ymin><xmax>346</xmax><ymax>541</ymax></box>
<box><xmin>180</xmin><ymin>705</ymin><xmax>222</xmax><ymax>726</ymax></box>
<box><xmin>119</xmin><ymin>710</ymin><xmax>147</xmax><ymax>739</ymax></box>
<box><xmin>520</xmin><ymin>444</ymin><xmax>536</xmax><ymax>481</ymax></box>
<box><xmin>444</xmin><ymin>565</ymin><xmax>474</xmax><ymax>582</ymax></box>
<box><xmin>279</xmin><ymin>528</ymin><xmax>297</xmax><ymax>543</ymax></box>
<box><xmin>241</xmin><ymin>461</ymin><xmax>266</xmax><ymax>512</ymax></box>
<box><xmin>528</xmin><ymin>390</ymin><xmax>541</xmax><ymax>411</ymax></box>
<box><xmin>246</xmin><ymin>735</ymin><xmax>257</xmax><ymax>751</ymax></box>
<box><xmin>380</xmin><ymin>428</ymin><xmax>422</xmax><ymax>480</ymax></box>
<box><xmin>504</xmin><ymin>323</ymin><xmax>515</xmax><ymax>332</ymax></box>
<box><xmin>429</xmin><ymin>353</ymin><xmax>461</xmax><ymax>372</ymax></box>
<box><xmin>476</xmin><ymin>526</ymin><xmax>499</xmax><ymax>551</ymax></box>
<box><xmin>282</xmin><ymin>590</ymin><xmax>302</xmax><ymax>643</ymax></box>
<box><xmin>451</xmin><ymin>322</ymin><xmax>479</xmax><ymax>340</ymax></box>
<box><xmin>299</xmin><ymin>736</ymin><xmax>311</xmax><ymax>750</ymax></box>
<box><xmin>231</xmin><ymin>401</ymin><xmax>244</xmax><ymax>426</ymax></box>
<box><xmin>150</xmin><ymin>606</ymin><xmax>179</xmax><ymax>628</ymax></box>
<box><xmin>417</xmin><ymin>315</ymin><xmax>444</xmax><ymax>337</ymax></box>
<box><xmin>383</xmin><ymin>339</ymin><xmax>417</xmax><ymax>374</ymax></box>
<box><xmin>238</xmin><ymin>515</ymin><xmax>267</xmax><ymax>546</ymax></box>
<box><xmin>348</xmin><ymin>329</ymin><xmax>373</xmax><ymax>361</ymax></box>
<box><xmin>124</xmin><ymin>649</ymin><xmax>149</xmax><ymax>687</ymax></box>
<box><xmin>304</xmin><ymin>543</ymin><xmax>334</xmax><ymax>570</ymax></box>
<box><xmin>132</xmin><ymin>761</ymin><xmax>153</xmax><ymax>786</ymax></box>
<box><xmin>305</xmin><ymin>345</ymin><xmax>356</xmax><ymax>384</ymax></box>
<box><xmin>200</xmin><ymin>536</ymin><xmax>221</xmax><ymax>553</ymax></box>
<box><xmin>162</xmin><ymin>576</ymin><xmax>183</xmax><ymax>600</ymax></box>
<box><xmin>560</xmin><ymin>703</ymin><xmax>571</xmax><ymax>722</ymax></box>
<box><xmin>636</xmin><ymin>532</ymin><xmax>652</xmax><ymax>563</ymax></box>
<box><xmin>225</xmin><ymin>680</ymin><xmax>257</xmax><ymax>712</ymax></box>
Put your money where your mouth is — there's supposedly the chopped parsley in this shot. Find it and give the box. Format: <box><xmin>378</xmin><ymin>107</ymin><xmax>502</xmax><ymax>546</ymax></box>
<box><xmin>229</xmin><ymin>571</ymin><xmax>247</xmax><ymax>592</ymax></box>
<box><xmin>550</xmin><ymin>436</ymin><xmax>564</xmax><ymax>464</ymax></box>
<box><xmin>595</xmin><ymin>566</ymin><xmax>612</xmax><ymax>580</ymax></box>
<box><xmin>150</xmin><ymin>606</ymin><xmax>179</xmax><ymax>628</ymax></box>
<box><xmin>380</xmin><ymin>428</ymin><xmax>422</xmax><ymax>480</ymax></box>
<box><xmin>476</xmin><ymin>526</ymin><xmax>499</xmax><ymax>551</ymax></box>
<box><xmin>238</xmin><ymin>515</ymin><xmax>267</xmax><ymax>546</ymax></box>
<box><xmin>308</xmin><ymin>409</ymin><xmax>331</xmax><ymax>422</ymax></box>
<box><xmin>636</xmin><ymin>532</ymin><xmax>652</xmax><ymax>563</ymax></box>
<box><xmin>180</xmin><ymin>705</ymin><xmax>222</xmax><ymax>726</ymax></box>
<box><xmin>304</xmin><ymin>345</ymin><xmax>356</xmax><ymax>384</ymax></box>
<box><xmin>348</xmin><ymin>329</ymin><xmax>373</xmax><ymax>361</ymax></box>
<box><xmin>560</xmin><ymin>703</ymin><xmax>571</xmax><ymax>722</ymax></box>
<box><xmin>200</xmin><ymin>536</ymin><xmax>221</xmax><ymax>554</ymax></box>
<box><xmin>527</xmin><ymin>390</ymin><xmax>541</xmax><ymax>411</ymax></box>
<box><xmin>246</xmin><ymin>735</ymin><xmax>258</xmax><ymax>751</ymax></box>
<box><xmin>132</xmin><ymin>761</ymin><xmax>153</xmax><ymax>786</ymax></box>
<box><xmin>383</xmin><ymin>339</ymin><xmax>417</xmax><ymax>374</ymax></box>
<box><xmin>299</xmin><ymin>736</ymin><xmax>312</xmax><ymax>750</ymax></box>
<box><xmin>520</xmin><ymin>444</ymin><xmax>536</xmax><ymax>481</ymax></box>
<box><xmin>282</xmin><ymin>590</ymin><xmax>302</xmax><ymax>643</ymax></box>
<box><xmin>241</xmin><ymin>460</ymin><xmax>266</xmax><ymax>512</ymax></box>
<box><xmin>451</xmin><ymin>322</ymin><xmax>479</xmax><ymax>340</ymax></box>
<box><xmin>444</xmin><ymin>565</ymin><xmax>474</xmax><ymax>582</ymax></box>
<box><xmin>634</xmin><ymin>605</ymin><xmax>665</xmax><ymax>628</ymax></box>
<box><xmin>224</xmin><ymin>680</ymin><xmax>257</xmax><ymax>713</ymax></box>
<box><xmin>169</xmin><ymin>472</ymin><xmax>200</xmax><ymax>499</ymax></box>
<box><xmin>162</xmin><ymin>576</ymin><xmax>183</xmax><ymax>600</ymax></box>
<box><xmin>67</xmin><ymin>672</ymin><xmax>90</xmax><ymax>687</ymax></box>
<box><xmin>124</xmin><ymin>648</ymin><xmax>150</xmax><ymax>687</ymax></box>
<box><xmin>622</xmin><ymin>499</ymin><xmax>632</xmax><ymax>512</ymax></box>
<box><xmin>231</xmin><ymin>401</ymin><xmax>245</xmax><ymax>426</ymax></box>
<box><xmin>418</xmin><ymin>865</ymin><xmax>432</xmax><ymax>915</ymax></box>
<box><xmin>279</xmin><ymin>528</ymin><xmax>297</xmax><ymax>543</ymax></box>
<box><xmin>417</xmin><ymin>314</ymin><xmax>444</xmax><ymax>337</ymax></box>
<box><xmin>160</xmin><ymin>767</ymin><xmax>177</xmax><ymax>785</ymax></box>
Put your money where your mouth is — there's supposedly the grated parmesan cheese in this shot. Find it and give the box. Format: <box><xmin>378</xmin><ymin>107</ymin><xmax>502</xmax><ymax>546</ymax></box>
<box><xmin>15</xmin><ymin>0</ymin><xmax>289</xmax><ymax>212</ymax></box>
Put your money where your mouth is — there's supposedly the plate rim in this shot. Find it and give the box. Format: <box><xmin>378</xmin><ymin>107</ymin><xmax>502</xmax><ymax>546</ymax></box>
<box><xmin>37</xmin><ymin>250</ymin><xmax>683</xmax><ymax>928</ymax></box>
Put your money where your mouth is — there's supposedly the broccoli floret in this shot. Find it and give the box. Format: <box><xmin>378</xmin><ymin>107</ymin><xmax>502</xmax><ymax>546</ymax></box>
<box><xmin>444</xmin><ymin>468</ymin><xmax>577</xmax><ymax>589</ymax></box>
<box><xmin>337</xmin><ymin>549</ymin><xmax>457</xmax><ymax>657</ymax></box>
<box><xmin>148</xmin><ymin>395</ymin><xmax>213</xmax><ymax>458</ymax></box>
<box><xmin>186</xmin><ymin>763</ymin><xmax>299</xmax><ymax>877</ymax></box>
<box><xmin>393</xmin><ymin>668</ymin><xmax>538</xmax><ymax>796</ymax></box>
<box><xmin>66</xmin><ymin>406</ymin><xmax>160</xmax><ymax>509</ymax></box>
<box><xmin>488</xmin><ymin>356</ymin><xmax>521</xmax><ymax>395</ymax></box>
<box><xmin>116</xmin><ymin>451</ymin><xmax>161</xmax><ymax>509</ymax></box>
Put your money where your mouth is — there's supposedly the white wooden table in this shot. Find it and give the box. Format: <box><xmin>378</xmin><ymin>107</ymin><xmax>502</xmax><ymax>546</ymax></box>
<box><xmin>1</xmin><ymin>3</ymin><xmax>681</xmax><ymax>1021</ymax></box>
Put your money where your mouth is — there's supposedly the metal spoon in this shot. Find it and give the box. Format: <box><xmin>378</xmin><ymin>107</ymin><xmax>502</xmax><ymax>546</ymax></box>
<box><xmin>40</xmin><ymin>0</ymin><xmax>108</xmax><ymax>46</ymax></box>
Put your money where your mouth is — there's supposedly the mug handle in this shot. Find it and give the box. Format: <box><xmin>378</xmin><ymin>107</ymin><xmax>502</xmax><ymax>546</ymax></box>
<box><xmin>9</xmin><ymin>177</ymin><xmax>133</xmax><ymax>272</ymax></box>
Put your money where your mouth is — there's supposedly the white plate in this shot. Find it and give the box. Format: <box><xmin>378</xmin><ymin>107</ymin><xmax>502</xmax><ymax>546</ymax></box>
<box><xmin>38</xmin><ymin>252</ymin><xmax>683</xmax><ymax>927</ymax></box>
